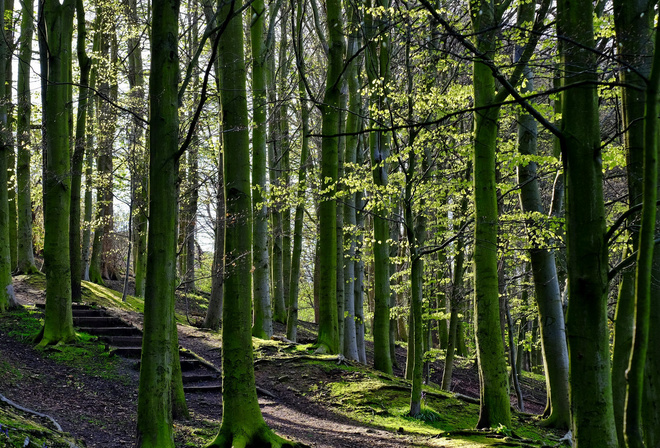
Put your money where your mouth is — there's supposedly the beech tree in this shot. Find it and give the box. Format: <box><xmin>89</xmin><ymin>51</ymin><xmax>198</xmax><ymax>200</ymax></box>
<box><xmin>557</xmin><ymin>0</ymin><xmax>617</xmax><ymax>444</ymax></box>
<box><xmin>15</xmin><ymin>0</ymin><xmax>37</xmax><ymax>275</ymax></box>
<box><xmin>0</xmin><ymin>0</ymin><xmax>17</xmax><ymax>313</ymax></box>
<box><xmin>315</xmin><ymin>0</ymin><xmax>344</xmax><ymax>354</ymax></box>
<box><xmin>206</xmin><ymin>0</ymin><xmax>297</xmax><ymax>445</ymax></box>
<box><xmin>135</xmin><ymin>0</ymin><xmax>185</xmax><ymax>441</ymax></box>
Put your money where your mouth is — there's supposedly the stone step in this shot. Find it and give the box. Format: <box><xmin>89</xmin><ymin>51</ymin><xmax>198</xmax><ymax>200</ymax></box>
<box><xmin>35</xmin><ymin>303</ymin><xmax>92</xmax><ymax>310</ymax></box>
<box><xmin>110</xmin><ymin>347</ymin><xmax>142</xmax><ymax>359</ymax></box>
<box><xmin>180</xmin><ymin>359</ymin><xmax>204</xmax><ymax>371</ymax></box>
<box><xmin>74</xmin><ymin>316</ymin><xmax>130</xmax><ymax>327</ymax></box>
<box><xmin>182</xmin><ymin>373</ymin><xmax>218</xmax><ymax>384</ymax></box>
<box><xmin>72</xmin><ymin>309</ymin><xmax>107</xmax><ymax>317</ymax></box>
<box><xmin>100</xmin><ymin>335</ymin><xmax>144</xmax><ymax>347</ymax></box>
<box><xmin>183</xmin><ymin>383</ymin><xmax>222</xmax><ymax>393</ymax></box>
<box><xmin>77</xmin><ymin>326</ymin><xmax>142</xmax><ymax>337</ymax></box>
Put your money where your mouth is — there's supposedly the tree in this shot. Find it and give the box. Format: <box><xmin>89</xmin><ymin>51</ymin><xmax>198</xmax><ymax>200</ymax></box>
<box><xmin>0</xmin><ymin>0</ymin><xmax>17</xmax><ymax>313</ymax></box>
<box><xmin>623</xmin><ymin>7</ymin><xmax>660</xmax><ymax>446</ymax></box>
<box><xmin>468</xmin><ymin>0</ymin><xmax>511</xmax><ymax>428</ymax></box>
<box><xmin>557</xmin><ymin>0</ymin><xmax>617</xmax><ymax>444</ymax></box>
<box><xmin>15</xmin><ymin>0</ymin><xmax>38</xmax><ymax>275</ymax></box>
<box><xmin>514</xmin><ymin>0</ymin><xmax>569</xmax><ymax>428</ymax></box>
<box><xmin>89</xmin><ymin>5</ymin><xmax>119</xmax><ymax>285</ymax></box>
<box><xmin>135</xmin><ymin>0</ymin><xmax>183</xmax><ymax>441</ymax></box>
<box><xmin>37</xmin><ymin>0</ymin><xmax>76</xmax><ymax>345</ymax></box>
<box><xmin>125</xmin><ymin>0</ymin><xmax>148</xmax><ymax>299</ymax></box>
<box><xmin>315</xmin><ymin>0</ymin><xmax>344</xmax><ymax>354</ymax></box>
<box><xmin>250</xmin><ymin>0</ymin><xmax>273</xmax><ymax>339</ymax></box>
<box><xmin>287</xmin><ymin>0</ymin><xmax>312</xmax><ymax>342</ymax></box>
<box><xmin>364</xmin><ymin>0</ymin><xmax>393</xmax><ymax>374</ymax></box>
<box><xmin>69</xmin><ymin>0</ymin><xmax>93</xmax><ymax>303</ymax></box>
<box><xmin>206</xmin><ymin>1</ymin><xmax>297</xmax><ymax>445</ymax></box>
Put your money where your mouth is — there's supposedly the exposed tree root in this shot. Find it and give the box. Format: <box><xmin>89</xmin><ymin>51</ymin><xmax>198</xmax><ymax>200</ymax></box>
<box><xmin>0</xmin><ymin>392</ymin><xmax>63</xmax><ymax>432</ymax></box>
<box><xmin>207</xmin><ymin>424</ymin><xmax>309</xmax><ymax>448</ymax></box>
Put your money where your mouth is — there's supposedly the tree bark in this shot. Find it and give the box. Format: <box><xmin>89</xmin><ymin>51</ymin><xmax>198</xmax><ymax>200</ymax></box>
<box><xmin>15</xmin><ymin>0</ymin><xmax>37</xmax><ymax>275</ymax></box>
<box><xmin>558</xmin><ymin>0</ymin><xmax>617</xmax><ymax>444</ymax></box>
<box><xmin>315</xmin><ymin>0</ymin><xmax>344</xmax><ymax>354</ymax></box>
<box><xmin>250</xmin><ymin>0</ymin><xmax>272</xmax><ymax>338</ymax></box>
<box><xmin>135</xmin><ymin>0</ymin><xmax>181</xmax><ymax>441</ymax></box>
<box><xmin>37</xmin><ymin>0</ymin><xmax>76</xmax><ymax>345</ymax></box>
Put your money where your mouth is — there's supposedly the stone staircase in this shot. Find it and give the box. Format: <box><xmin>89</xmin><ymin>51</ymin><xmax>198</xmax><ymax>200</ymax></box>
<box><xmin>36</xmin><ymin>303</ymin><xmax>222</xmax><ymax>393</ymax></box>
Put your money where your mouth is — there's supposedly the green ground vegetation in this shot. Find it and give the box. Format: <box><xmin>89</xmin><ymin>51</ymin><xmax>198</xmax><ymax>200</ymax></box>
<box><xmin>0</xmin><ymin>403</ymin><xmax>82</xmax><ymax>448</ymax></box>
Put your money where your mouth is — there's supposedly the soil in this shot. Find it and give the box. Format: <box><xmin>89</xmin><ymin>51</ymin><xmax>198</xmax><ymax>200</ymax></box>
<box><xmin>0</xmin><ymin>277</ymin><xmax>549</xmax><ymax>447</ymax></box>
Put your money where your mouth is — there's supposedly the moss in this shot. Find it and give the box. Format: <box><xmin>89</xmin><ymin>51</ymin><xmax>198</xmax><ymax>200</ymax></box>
<box><xmin>317</xmin><ymin>372</ymin><xmax>560</xmax><ymax>446</ymax></box>
<box><xmin>0</xmin><ymin>307</ymin><xmax>127</xmax><ymax>382</ymax></box>
<box><xmin>0</xmin><ymin>403</ymin><xmax>82</xmax><ymax>447</ymax></box>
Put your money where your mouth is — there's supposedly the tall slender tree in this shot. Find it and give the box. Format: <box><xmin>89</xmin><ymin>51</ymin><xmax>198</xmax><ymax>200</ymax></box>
<box><xmin>69</xmin><ymin>0</ymin><xmax>92</xmax><ymax>302</ymax></box>
<box><xmin>37</xmin><ymin>0</ymin><xmax>76</xmax><ymax>345</ymax></box>
<box><xmin>364</xmin><ymin>0</ymin><xmax>393</xmax><ymax>374</ymax></box>
<box><xmin>315</xmin><ymin>0</ymin><xmax>344</xmax><ymax>354</ymax></box>
<box><xmin>557</xmin><ymin>0</ymin><xmax>617</xmax><ymax>444</ymax></box>
<box><xmin>135</xmin><ymin>0</ymin><xmax>182</xmax><ymax>441</ymax></box>
<box><xmin>250</xmin><ymin>0</ymin><xmax>273</xmax><ymax>339</ymax></box>
<box><xmin>206</xmin><ymin>1</ymin><xmax>297</xmax><ymax>445</ymax></box>
<box><xmin>0</xmin><ymin>0</ymin><xmax>17</xmax><ymax>313</ymax></box>
<box><xmin>15</xmin><ymin>0</ymin><xmax>37</xmax><ymax>274</ymax></box>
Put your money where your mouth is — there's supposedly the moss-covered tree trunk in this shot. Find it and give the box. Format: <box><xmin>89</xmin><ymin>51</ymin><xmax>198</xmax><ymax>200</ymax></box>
<box><xmin>69</xmin><ymin>0</ymin><xmax>92</xmax><ymax>303</ymax></box>
<box><xmin>624</xmin><ymin>12</ymin><xmax>660</xmax><ymax>447</ymax></box>
<box><xmin>315</xmin><ymin>0</ymin><xmax>344</xmax><ymax>354</ymax></box>
<box><xmin>37</xmin><ymin>0</ymin><xmax>76</xmax><ymax>345</ymax></box>
<box><xmin>610</xmin><ymin>1</ymin><xmax>653</xmax><ymax>444</ymax></box>
<box><xmin>135</xmin><ymin>0</ymin><xmax>180</xmax><ymax>442</ymax></box>
<box><xmin>0</xmin><ymin>0</ymin><xmax>17</xmax><ymax>312</ymax></box>
<box><xmin>557</xmin><ymin>0</ymin><xmax>617</xmax><ymax>445</ymax></box>
<box><xmin>469</xmin><ymin>0</ymin><xmax>510</xmax><ymax>429</ymax></box>
<box><xmin>250</xmin><ymin>0</ymin><xmax>272</xmax><ymax>339</ymax></box>
<box><xmin>15</xmin><ymin>0</ymin><xmax>37</xmax><ymax>275</ymax></box>
<box><xmin>5</xmin><ymin>0</ymin><xmax>16</xmax><ymax>272</ymax></box>
<box><xmin>364</xmin><ymin>0</ymin><xmax>392</xmax><ymax>374</ymax></box>
<box><xmin>287</xmin><ymin>0</ymin><xmax>311</xmax><ymax>342</ymax></box>
<box><xmin>206</xmin><ymin>2</ymin><xmax>296</xmax><ymax>445</ymax></box>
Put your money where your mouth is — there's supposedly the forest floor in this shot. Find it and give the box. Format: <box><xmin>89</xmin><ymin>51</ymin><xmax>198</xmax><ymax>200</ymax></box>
<box><xmin>0</xmin><ymin>274</ymin><xmax>566</xmax><ymax>448</ymax></box>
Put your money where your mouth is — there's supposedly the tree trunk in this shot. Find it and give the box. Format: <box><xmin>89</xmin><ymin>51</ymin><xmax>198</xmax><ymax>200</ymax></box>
<box><xmin>558</xmin><ymin>0</ymin><xmax>617</xmax><ymax>444</ymax></box>
<box><xmin>206</xmin><ymin>2</ymin><xmax>294</xmax><ymax>445</ymax></box>
<box><xmin>89</xmin><ymin>12</ymin><xmax>118</xmax><ymax>285</ymax></box>
<box><xmin>287</xmin><ymin>0</ymin><xmax>311</xmax><ymax>342</ymax></box>
<box><xmin>69</xmin><ymin>0</ymin><xmax>92</xmax><ymax>303</ymax></box>
<box><xmin>611</xmin><ymin>1</ymin><xmax>653</xmax><ymax>444</ymax></box>
<box><xmin>0</xmin><ymin>0</ymin><xmax>17</xmax><ymax>312</ymax></box>
<box><xmin>15</xmin><ymin>0</ymin><xmax>37</xmax><ymax>275</ymax></box>
<box><xmin>470</xmin><ymin>0</ymin><xmax>510</xmax><ymax>428</ymax></box>
<box><xmin>624</xmin><ymin>12</ymin><xmax>660</xmax><ymax>447</ymax></box>
<box><xmin>249</xmin><ymin>0</ymin><xmax>272</xmax><ymax>339</ymax></box>
<box><xmin>365</xmin><ymin>0</ymin><xmax>393</xmax><ymax>374</ymax></box>
<box><xmin>125</xmin><ymin>0</ymin><xmax>148</xmax><ymax>298</ymax></box>
<box><xmin>315</xmin><ymin>0</ymin><xmax>344</xmax><ymax>354</ymax></box>
<box><xmin>5</xmin><ymin>0</ymin><xmax>16</xmax><ymax>272</ymax></box>
<box><xmin>135</xmin><ymin>0</ymin><xmax>181</xmax><ymax>441</ymax></box>
<box><xmin>514</xmin><ymin>3</ymin><xmax>569</xmax><ymax>423</ymax></box>
<box><xmin>37</xmin><ymin>0</ymin><xmax>76</xmax><ymax>345</ymax></box>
